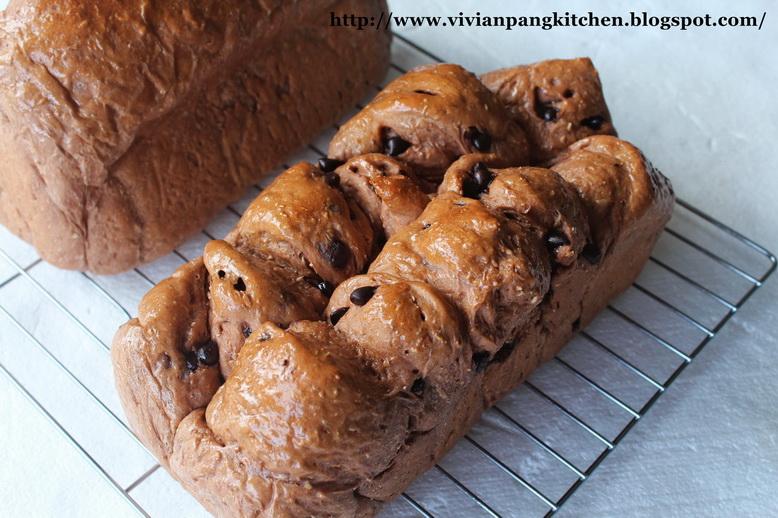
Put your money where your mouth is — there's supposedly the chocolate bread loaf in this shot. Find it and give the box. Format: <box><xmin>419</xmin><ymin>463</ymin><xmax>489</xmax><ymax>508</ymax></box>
<box><xmin>112</xmin><ymin>61</ymin><xmax>673</xmax><ymax>516</ymax></box>
<box><xmin>0</xmin><ymin>0</ymin><xmax>390</xmax><ymax>273</ymax></box>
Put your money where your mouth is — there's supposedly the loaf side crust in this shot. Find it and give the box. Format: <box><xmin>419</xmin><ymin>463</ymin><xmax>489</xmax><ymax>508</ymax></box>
<box><xmin>0</xmin><ymin>0</ymin><xmax>390</xmax><ymax>273</ymax></box>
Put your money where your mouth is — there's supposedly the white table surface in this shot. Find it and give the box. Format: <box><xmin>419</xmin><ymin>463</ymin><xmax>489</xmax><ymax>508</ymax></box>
<box><xmin>1</xmin><ymin>0</ymin><xmax>777</xmax><ymax>516</ymax></box>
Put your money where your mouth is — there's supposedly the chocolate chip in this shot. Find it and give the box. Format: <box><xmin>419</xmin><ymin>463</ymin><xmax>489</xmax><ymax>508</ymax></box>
<box><xmin>233</xmin><ymin>277</ymin><xmax>246</xmax><ymax>291</ymax></box>
<box><xmin>258</xmin><ymin>332</ymin><xmax>271</xmax><ymax>342</ymax></box>
<box><xmin>465</xmin><ymin>126</ymin><xmax>492</xmax><ymax>152</ymax></box>
<box><xmin>318</xmin><ymin>238</ymin><xmax>350</xmax><ymax>269</ymax></box>
<box><xmin>195</xmin><ymin>340</ymin><xmax>219</xmax><ymax>366</ymax></box>
<box><xmin>317</xmin><ymin>157</ymin><xmax>345</xmax><ymax>172</ymax></box>
<box><xmin>324</xmin><ymin>172</ymin><xmax>340</xmax><ymax>188</ymax></box>
<box><xmin>533</xmin><ymin>87</ymin><xmax>559</xmax><ymax>122</ymax></box>
<box><xmin>183</xmin><ymin>350</ymin><xmax>198</xmax><ymax>372</ymax></box>
<box><xmin>304</xmin><ymin>275</ymin><xmax>334</xmax><ymax>297</ymax></box>
<box><xmin>242</xmin><ymin>324</ymin><xmax>252</xmax><ymax>338</ymax></box>
<box><xmin>384</xmin><ymin>136</ymin><xmax>411</xmax><ymax>156</ymax></box>
<box><xmin>491</xmin><ymin>340</ymin><xmax>518</xmax><ymax>365</ymax></box>
<box><xmin>581</xmin><ymin>115</ymin><xmax>605</xmax><ymax>130</ymax></box>
<box><xmin>462</xmin><ymin>162</ymin><xmax>494</xmax><ymax>199</ymax></box>
<box><xmin>546</xmin><ymin>232</ymin><xmax>569</xmax><ymax>249</ymax></box>
<box><xmin>472</xmin><ymin>351</ymin><xmax>490</xmax><ymax>372</ymax></box>
<box><xmin>581</xmin><ymin>243</ymin><xmax>601</xmax><ymax>264</ymax></box>
<box><xmin>563</xmin><ymin>89</ymin><xmax>574</xmax><ymax>98</ymax></box>
<box><xmin>472</xmin><ymin>162</ymin><xmax>494</xmax><ymax>189</ymax></box>
<box><xmin>217</xmin><ymin>270</ymin><xmax>225</xmax><ymax>279</ymax></box>
<box><xmin>539</xmin><ymin>105</ymin><xmax>558</xmax><ymax>121</ymax></box>
<box><xmin>350</xmin><ymin>285</ymin><xmax>377</xmax><ymax>306</ymax></box>
<box><xmin>410</xmin><ymin>377</ymin><xmax>426</xmax><ymax>396</ymax></box>
<box><xmin>462</xmin><ymin>178</ymin><xmax>480</xmax><ymax>199</ymax></box>
<box><xmin>329</xmin><ymin>306</ymin><xmax>349</xmax><ymax>325</ymax></box>
<box><xmin>546</xmin><ymin>231</ymin><xmax>570</xmax><ymax>256</ymax></box>
<box><xmin>422</xmin><ymin>222</ymin><xmax>431</xmax><ymax>230</ymax></box>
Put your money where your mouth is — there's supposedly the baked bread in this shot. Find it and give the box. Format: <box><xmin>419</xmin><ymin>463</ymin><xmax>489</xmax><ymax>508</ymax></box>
<box><xmin>112</xmin><ymin>62</ymin><xmax>674</xmax><ymax>516</ymax></box>
<box><xmin>0</xmin><ymin>0</ymin><xmax>390</xmax><ymax>274</ymax></box>
<box><xmin>481</xmin><ymin>58</ymin><xmax>617</xmax><ymax>162</ymax></box>
<box><xmin>329</xmin><ymin>63</ymin><xmax>530</xmax><ymax>185</ymax></box>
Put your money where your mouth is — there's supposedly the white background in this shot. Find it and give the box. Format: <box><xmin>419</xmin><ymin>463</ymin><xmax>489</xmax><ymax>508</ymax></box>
<box><xmin>1</xmin><ymin>0</ymin><xmax>777</xmax><ymax>516</ymax></box>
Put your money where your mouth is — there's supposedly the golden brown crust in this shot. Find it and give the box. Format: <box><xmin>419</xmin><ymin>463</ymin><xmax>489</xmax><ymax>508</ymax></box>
<box><xmin>0</xmin><ymin>0</ymin><xmax>391</xmax><ymax>273</ymax></box>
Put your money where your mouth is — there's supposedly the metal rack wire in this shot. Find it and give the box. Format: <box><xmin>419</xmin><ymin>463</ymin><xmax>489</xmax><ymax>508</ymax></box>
<box><xmin>0</xmin><ymin>34</ymin><xmax>775</xmax><ymax>518</ymax></box>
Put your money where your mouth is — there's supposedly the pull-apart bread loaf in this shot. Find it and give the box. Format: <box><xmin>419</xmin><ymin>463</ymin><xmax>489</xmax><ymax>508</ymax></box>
<box><xmin>0</xmin><ymin>0</ymin><xmax>390</xmax><ymax>273</ymax></box>
<box><xmin>112</xmin><ymin>60</ymin><xmax>674</xmax><ymax>516</ymax></box>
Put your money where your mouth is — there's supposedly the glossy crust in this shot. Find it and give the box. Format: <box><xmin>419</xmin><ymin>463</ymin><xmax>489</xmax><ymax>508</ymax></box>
<box><xmin>329</xmin><ymin>64</ymin><xmax>531</xmax><ymax>184</ymax></box>
<box><xmin>369</xmin><ymin>192</ymin><xmax>551</xmax><ymax>354</ymax></box>
<box><xmin>112</xmin><ymin>259</ymin><xmax>219</xmax><ymax>465</ymax></box>
<box><xmin>332</xmin><ymin>154</ymin><xmax>431</xmax><ymax>240</ymax></box>
<box><xmin>112</xmin><ymin>61</ymin><xmax>674</xmax><ymax>517</ymax></box>
<box><xmin>481</xmin><ymin>58</ymin><xmax>617</xmax><ymax>163</ymax></box>
<box><xmin>0</xmin><ymin>0</ymin><xmax>391</xmax><ymax>273</ymax></box>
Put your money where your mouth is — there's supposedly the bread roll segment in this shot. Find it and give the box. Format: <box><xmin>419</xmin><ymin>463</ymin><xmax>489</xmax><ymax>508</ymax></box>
<box><xmin>329</xmin><ymin>64</ymin><xmax>531</xmax><ymax>185</ymax></box>
<box><xmin>112</xmin><ymin>61</ymin><xmax>674</xmax><ymax>516</ymax></box>
<box><xmin>481</xmin><ymin>57</ymin><xmax>618</xmax><ymax>162</ymax></box>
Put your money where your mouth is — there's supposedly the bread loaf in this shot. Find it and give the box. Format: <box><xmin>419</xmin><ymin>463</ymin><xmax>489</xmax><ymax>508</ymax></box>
<box><xmin>0</xmin><ymin>0</ymin><xmax>390</xmax><ymax>273</ymax></box>
<box><xmin>112</xmin><ymin>61</ymin><xmax>673</xmax><ymax>516</ymax></box>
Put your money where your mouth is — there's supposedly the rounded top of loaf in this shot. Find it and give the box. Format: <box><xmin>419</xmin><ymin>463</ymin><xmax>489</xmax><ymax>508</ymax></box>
<box><xmin>0</xmin><ymin>0</ymin><xmax>340</xmax><ymax>184</ymax></box>
<box><xmin>328</xmin><ymin>63</ymin><xmax>530</xmax><ymax>184</ymax></box>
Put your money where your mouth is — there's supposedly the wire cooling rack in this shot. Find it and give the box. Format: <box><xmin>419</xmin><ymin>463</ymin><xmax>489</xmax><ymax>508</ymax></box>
<box><xmin>0</xmin><ymin>34</ymin><xmax>775</xmax><ymax>518</ymax></box>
